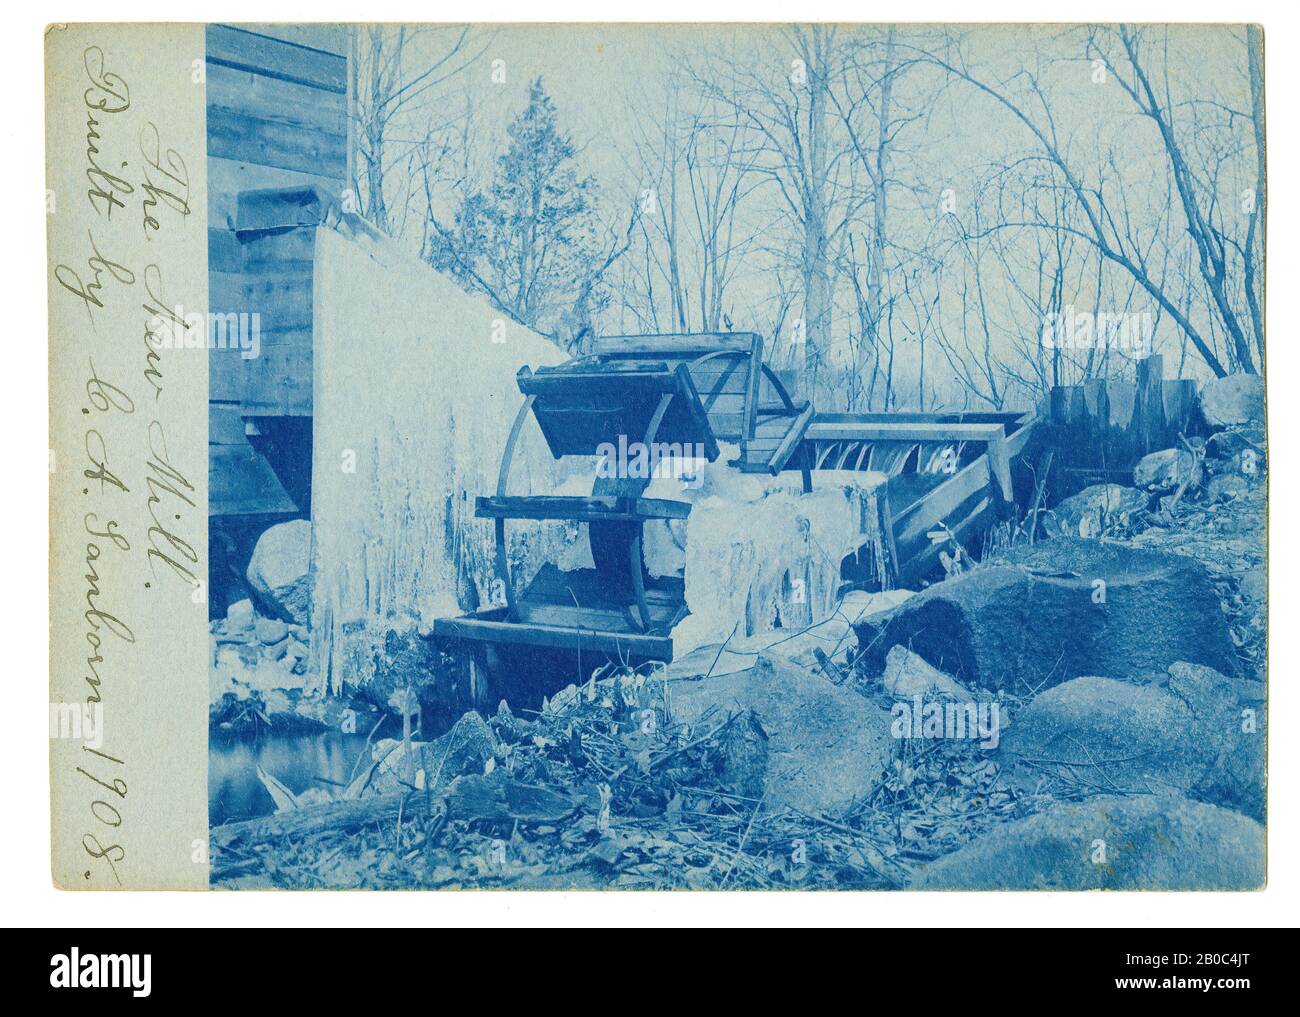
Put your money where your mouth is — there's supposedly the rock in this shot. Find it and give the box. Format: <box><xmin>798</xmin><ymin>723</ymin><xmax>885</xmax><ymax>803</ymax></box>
<box><xmin>490</xmin><ymin>699</ymin><xmax>525</xmax><ymax>742</ymax></box>
<box><xmin>912</xmin><ymin>795</ymin><xmax>1264</xmax><ymax>890</ymax></box>
<box><xmin>424</xmin><ymin>711</ymin><xmax>498</xmax><ymax>783</ymax></box>
<box><xmin>1207</xmin><ymin>425</ymin><xmax>1266</xmax><ymax>462</ymax></box>
<box><xmin>659</xmin><ymin>642</ymin><xmax>762</xmax><ymax>681</ymax></box>
<box><xmin>1133</xmin><ymin>448</ymin><xmax>1201</xmax><ymax>493</ymax></box>
<box><xmin>209</xmin><ymin>667</ymin><xmax>242</xmax><ymax>706</ymax></box>
<box><xmin>1237</xmin><ymin>568</ymin><xmax>1266</xmax><ymax>603</ymax></box>
<box><xmin>1206</xmin><ymin>473</ymin><xmax>1250</xmax><ymax>502</ymax></box>
<box><xmin>713</xmin><ymin>709</ymin><xmax>770</xmax><ymax>800</ymax></box>
<box><xmin>262</xmin><ymin>688</ymin><xmax>294</xmax><ymax>718</ymax></box>
<box><xmin>659</xmin><ymin>653</ymin><xmax>896</xmax><ymax>815</ymax></box>
<box><xmin>214</xmin><ymin>644</ymin><xmax>249</xmax><ymax>679</ymax></box>
<box><xmin>854</xmin><ymin>538</ymin><xmax>1239</xmax><ymax>695</ymax></box>
<box><xmin>1164</xmin><ymin>661</ymin><xmax>1266</xmax><ymax>819</ymax></box>
<box><xmin>245</xmin><ymin>659</ymin><xmax>300</xmax><ymax>693</ymax></box>
<box><xmin>246</xmin><ymin>519</ymin><xmax>312</xmax><ymax>625</ymax></box>
<box><xmin>1042</xmin><ymin>484</ymin><xmax>1146</xmax><ymax>538</ymax></box>
<box><xmin>999</xmin><ymin>666</ymin><xmax>1264</xmax><ymax>817</ymax></box>
<box><xmin>729</xmin><ymin>614</ymin><xmax>853</xmax><ymax>672</ymax></box>
<box><xmin>1207</xmin><ymin>446</ymin><xmax>1266</xmax><ymax>486</ymax></box>
<box><xmin>881</xmin><ymin>645</ymin><xmax>970</xmax><ymax>700</ymax></box>
<box><xmin>283</xmin><ymin>637</ymin><xmax>309</xmax><ymax>669</ymax></box>
<box><xmin>225</xmin><ymin>598</ymin><xmax>255</xmax><ymax>633</ymax></box>
<box><xmin>254</xmin><ymin>616</ymin><xmax>289</xmax><ymax>645</ymax></box>
<box><xmin>358</xmin><ymin>626</ymin><xmax>449</xmax><ymax>712</ymax></box>
<box><xmin>841</xmin><ymin>588</ymin><xmax>915</xmax><ymax>619</ymax></box>
<box><xmin>375</xmin><ymin>711</ymin><xmax>497</xmax><ymax>793</ymax></box>
<box><xmin>1000</xmin><ymin>677</ymin><xmax>1197</xmax><ymax>791</ymax></box>
<box><xmin>212</xmin><ymin>634</ymin><xmax>308</xmax><ymax>700</ymax></box>
<box><xmin>1200</xmin><ymin>373</ymin><xmax>1265</xmax><ymax>428</ymax></box>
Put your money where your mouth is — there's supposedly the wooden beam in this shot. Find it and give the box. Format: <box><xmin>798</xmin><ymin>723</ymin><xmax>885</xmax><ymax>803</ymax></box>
<box><xmin>804</xmin><ymin>420</ymin><xmax>1008</xmax><ymax>444</ymax></box>
<box><xmin>889</xmin><ymin>457</ymin><xmax>994</xmax><ymax>558</ymax></box>
<box><xmin>897</xmin><ymin>493</ymin><xmax>998</xmax><ymax>587</ymax></box>
<box><xmin>813</xmin><ymin>411</ymin><xmax>1025</xmax><ymax>426</ymax></box>
<box><xmin>986</xmin><ymin>433</ymin><xmax>1014</xmax><ymax>502</ymax></box>
<box><xmin>744</xmin><ymin>334</ymin><xmax>764</xmax><ymax>440</ymax></box>
<box><xmin>476</xmin><ymin>495</ymin><xmax>690</xmax><ymax>523</ymax></box>
<box><xmin>1004</xmin><ymin>413</ymin><xmax>1038</xmax><ymax>458</ymax></box>
<box><xmin>765</xmin><ymin>402</ymin><xmax>816</xmax><ymax>475</ymax></box>
<box><xmin>519</xmin><ymin>366</ymin><xmax>681</xmax><ymax>395</ymax></box>
<box><xmin>755</xmin><ymin>401</ymin><xmax>808</xmax><ymax>417</ymax></box>
<box><xmin>591</xmin><ymin>332</ymin><xmax>760</xmax><ymax>356</ymax></box>
<box><xmin>432</xmin><ymin>612</ymin><xmax>675</xmax><ymax>659</ymax></box>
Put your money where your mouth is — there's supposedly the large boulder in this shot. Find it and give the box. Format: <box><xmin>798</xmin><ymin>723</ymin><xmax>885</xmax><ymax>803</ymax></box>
<box><xmin>999</xmin><ymin>665</ymin><xmax>1264</xmax><ymax>818</ymax></box>
<box><xmin>1133</xmin><ymin>448</ymin><xmax>1201</xmax><ymax>493</ymax></box>
<box><xmin>854</xmin><ymin>538</ymin><xmax>1239</xmax><ymax>696</ymax></box>
<box><xmin>1207</xmin><ymin>427</ymin><xmax>1267</xmax><ymax>465</ymax></box>
<box><xmin>1041</xmin><ymin>484</ymin><xmax>1146</xmax><ymax>538</ymax></box>
<box><xmin>1200</xmin><ymin>373</ymin><xmax>1265</xmax><ymax>429</ymax></box>
<box><xmin>659</xmin><ymin>653</ymin><xmax>895</xmax><ymax>815</ymax></box>
<box><xmin>246</xmin><ymin>519</ymin><xmax>312</xmax><ymax>625</ymax></box>
<box><xmin>912</xmin><ymin>794</ymin><xmax>1264</xmax><ymax>890</ymax></box>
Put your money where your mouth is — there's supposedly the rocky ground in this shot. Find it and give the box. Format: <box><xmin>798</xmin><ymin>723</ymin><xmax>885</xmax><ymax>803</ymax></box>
<box><xmin>210</xmin><ymin>375</ymin><xmax>1267</xmax><ymax>891</ymax></box>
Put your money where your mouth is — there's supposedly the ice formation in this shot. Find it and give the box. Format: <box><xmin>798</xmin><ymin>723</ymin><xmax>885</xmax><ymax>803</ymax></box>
<box><xmin>310</xmin><ymin>226</ymin><xmax>582</xmax><ymax>690</ymax></box>
<box><xmin>666</xmin><ymin>455</ymin><xmax>892</xmax><ymax>654</ymax></box>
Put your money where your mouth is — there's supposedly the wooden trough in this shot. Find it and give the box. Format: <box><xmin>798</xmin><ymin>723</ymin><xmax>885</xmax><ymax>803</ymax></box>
<box><xmin>433</xmin><ymin>333</ymin><xmax>1039</xmax><ymax>693</ymax></box>
<box><xmin>863</xmin><ymin>412</ymin><xmax>1038</xmax><ymax>587</ymax></box>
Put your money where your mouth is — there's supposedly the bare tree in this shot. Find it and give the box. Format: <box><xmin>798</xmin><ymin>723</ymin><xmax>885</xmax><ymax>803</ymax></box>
<box><xmin>913</xmin><ymin>25</ymin><xmax>1263</xmax><ymax>378</ymax></box>
<box><xmin>690</xmin><ymin>27</ymin><xmax>869</xmax><ymax>392</ymax></box>
<box><xmin>350</xmin><ymin>25</ymin><xmax>483</xmax><ymax>237</ymax></box>
<box><xmin>831</xmin><ymin>27</ymin><xmax>947</xmax><ymax>410</ymax></box>
<box><xmin>619</xmin><ymin>67</ymin><xmax>764</xmax><ymax>335</ymax></box>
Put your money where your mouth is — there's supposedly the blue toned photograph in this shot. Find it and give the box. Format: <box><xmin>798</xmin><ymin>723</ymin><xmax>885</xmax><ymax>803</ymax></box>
<box><xmin>203</xmin><ymin>23</ymin><xmax>1266</xmax><ymax>890</ymax></box>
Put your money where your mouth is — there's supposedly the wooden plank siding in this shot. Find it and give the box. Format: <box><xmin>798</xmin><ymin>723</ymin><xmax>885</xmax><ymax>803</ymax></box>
<box><xmin>207</xmin><ymin>107</ymin><xmax>347</xmax><ymax>179</ymax></box>
<box><xmin>206</xmin><ymin>23</ymin><xmax>349</xmax><ymax>517</ymax></box>
<box><xmin>206</xmin><ymin>24</ymin><xmax>348</xmax><ymax>92</ymax></box>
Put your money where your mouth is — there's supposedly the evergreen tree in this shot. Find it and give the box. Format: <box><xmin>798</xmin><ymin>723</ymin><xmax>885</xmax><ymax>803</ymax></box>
<box><xmin>432</xmin><ymin>79</ymin><xmax>604</xmax><ymax>340</ymax></box>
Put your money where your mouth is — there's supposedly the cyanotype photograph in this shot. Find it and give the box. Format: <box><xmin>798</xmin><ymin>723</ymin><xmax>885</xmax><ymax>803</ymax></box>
<box><xmin>47</xmin><ymin>21</ymin><xmax>1267</xmax><ymax>892</ymax></box>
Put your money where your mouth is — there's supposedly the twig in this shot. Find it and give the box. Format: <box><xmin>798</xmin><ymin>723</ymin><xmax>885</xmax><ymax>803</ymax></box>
<box><xmin>719</xmin><ymin>790</ymin><xmax>766</xmax><ymax>887</ymax></box>
<box><xmin>704</xmin><ymin>622</ymin><xmax>741</xmax><ymax>680</ymax></box>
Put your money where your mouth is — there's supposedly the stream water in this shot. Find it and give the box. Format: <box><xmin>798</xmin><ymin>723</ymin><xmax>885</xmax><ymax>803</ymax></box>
<box><xmin>209</xmin><ymin>730</ymin><xmax>374</xmax><ymax>826</ymax></box>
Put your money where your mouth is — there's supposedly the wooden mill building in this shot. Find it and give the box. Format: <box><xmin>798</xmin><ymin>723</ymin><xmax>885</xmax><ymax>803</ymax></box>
<box><xmin>205</xmin><ymin>23</ymin><xmax>350</xmax><ymax>608</ymax></box>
